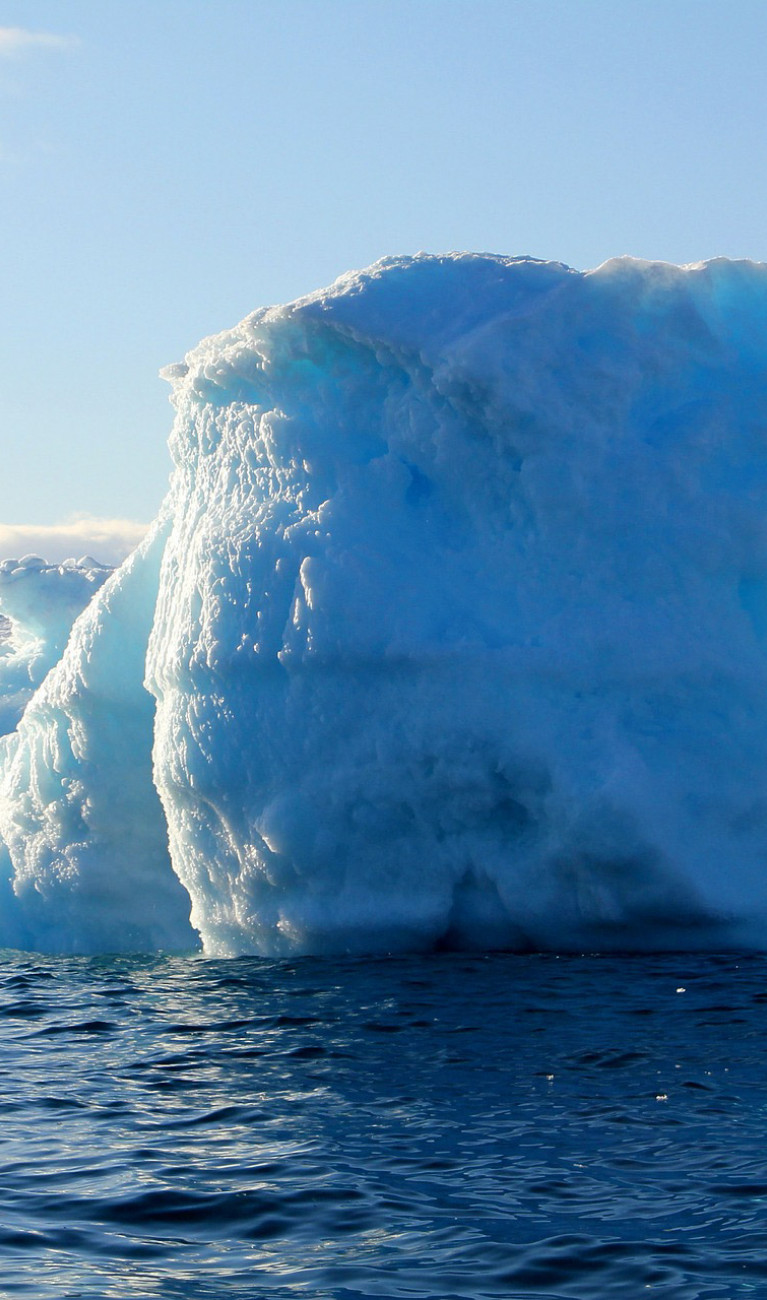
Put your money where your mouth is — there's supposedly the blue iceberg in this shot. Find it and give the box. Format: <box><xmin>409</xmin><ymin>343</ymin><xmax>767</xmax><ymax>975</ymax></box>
<box><xmin>3</xmin><ymin>252</ymin><xmax>767</xmax><ymax>955</ymax></box>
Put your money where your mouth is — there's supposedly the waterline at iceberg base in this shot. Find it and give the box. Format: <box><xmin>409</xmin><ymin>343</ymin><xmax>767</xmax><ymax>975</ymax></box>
<box><xmin>3</xmin><ymin>252</ymin><xmax>767</xmax><ymax>956</ymax></box>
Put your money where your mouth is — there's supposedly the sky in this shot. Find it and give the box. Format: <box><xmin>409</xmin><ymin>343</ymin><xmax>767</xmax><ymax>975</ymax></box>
<box><xmin>2</xmin><ymin>0</ymin><xmax>767</xmax><ymax>562</ymax></box>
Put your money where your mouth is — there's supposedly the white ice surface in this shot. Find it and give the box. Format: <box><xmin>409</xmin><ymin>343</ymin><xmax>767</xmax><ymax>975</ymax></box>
<box><xmin>0</xmin><ymin>555</ymin><xmax>112</xmax><ymax>735</ymax></box>
<box><xmin>5</xmin><ymin>252</ymin><xmax>767</xmax><ymax>955</ymax></box>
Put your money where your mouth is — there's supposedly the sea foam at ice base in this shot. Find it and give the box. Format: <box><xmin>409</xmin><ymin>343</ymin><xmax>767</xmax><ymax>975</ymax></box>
<box><xmin>3</xmin><ymin>251</ymin><xmax>767</xmax><ymax>956</ymax></box>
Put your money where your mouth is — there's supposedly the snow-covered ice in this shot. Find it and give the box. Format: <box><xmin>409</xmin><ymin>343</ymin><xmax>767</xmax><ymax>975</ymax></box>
<box><xmin>4</xmin><ymin>252</ymin><xmax>767</xmax><ymax>955</ymax></box>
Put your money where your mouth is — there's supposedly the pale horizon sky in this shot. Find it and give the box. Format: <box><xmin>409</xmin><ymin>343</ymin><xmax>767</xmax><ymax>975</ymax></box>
<box><xmin>3</xmin><ymin>0</ymin><xmax>767</xmax><ymax>560</ymax></box>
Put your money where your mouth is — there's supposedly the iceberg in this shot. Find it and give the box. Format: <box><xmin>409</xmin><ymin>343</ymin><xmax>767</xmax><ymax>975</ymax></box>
<box><xmin>4</xmin><ymin>252</ymin><xmax>767</xmax><ymax>955</ymax></box>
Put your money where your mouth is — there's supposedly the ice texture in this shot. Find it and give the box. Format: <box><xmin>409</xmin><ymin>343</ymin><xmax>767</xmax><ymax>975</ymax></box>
<box><xmin>0</xmin><ymin>555</ymin><xmax>112</xmax><ymax>735</ymax></box>
<box><xmin>5</xmin><ymin>252</ymin><xmax>767</xmax><ymax>955</ymax></box>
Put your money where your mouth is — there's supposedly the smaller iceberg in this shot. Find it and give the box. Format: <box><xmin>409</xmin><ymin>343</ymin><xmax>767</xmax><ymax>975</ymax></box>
<box><xmin>0</xmin><ymin>530</ymin><xmax>195</xmax><ymax>953</ymax></box>
<box><xmin>0</xmin><ymin>554</ymin><xmax>112</xmax><ymax>736</ymax></box>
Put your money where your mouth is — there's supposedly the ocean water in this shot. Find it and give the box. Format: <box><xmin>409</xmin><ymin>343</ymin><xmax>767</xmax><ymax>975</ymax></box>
<box><xmin>1</xmin><ymin>950</ymin><xmax>766</xmax><ymax>1299</ymax></box>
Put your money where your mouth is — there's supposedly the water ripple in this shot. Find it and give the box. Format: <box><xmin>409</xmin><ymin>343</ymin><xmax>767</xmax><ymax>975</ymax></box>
<box><xmin>0</xmin><ymin>951</ymin><xmax>766</xmax><ymax>1297</ymax></box>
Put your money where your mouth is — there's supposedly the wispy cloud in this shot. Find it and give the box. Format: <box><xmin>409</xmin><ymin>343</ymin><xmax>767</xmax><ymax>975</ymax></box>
<box><xmin>0</xmin><ymin>517</ymin><xmax>150</xmax><ymax>567</ymax></box>
<box><xmin>0</xmin><ymin>27</ymin><xmax>76</xmax><ymax>57</ymax></box>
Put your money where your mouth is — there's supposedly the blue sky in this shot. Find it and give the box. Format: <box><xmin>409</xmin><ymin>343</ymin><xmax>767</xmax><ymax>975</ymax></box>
<box><xmin>2</xmin><ymin>0</ymin><xmax>767</xmax><ymax>559</ymax></box>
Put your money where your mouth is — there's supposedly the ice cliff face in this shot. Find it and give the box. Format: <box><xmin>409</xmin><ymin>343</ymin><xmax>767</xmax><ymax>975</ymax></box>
<box><xmin>4</xmin><ymin>252</ymin><xmax>767</xmax><ymax>954</ymax></box>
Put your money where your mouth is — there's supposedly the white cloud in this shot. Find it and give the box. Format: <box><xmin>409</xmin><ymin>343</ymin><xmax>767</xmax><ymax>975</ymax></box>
<box><xmin>0</xmin><ymin>517</ymin><xmax>150</xmax><ymax>567</ymax></box>
<box><xmin>0</xmin><ymin>27</ymin><xmax>76</xmax><ymax>57</ymax></box>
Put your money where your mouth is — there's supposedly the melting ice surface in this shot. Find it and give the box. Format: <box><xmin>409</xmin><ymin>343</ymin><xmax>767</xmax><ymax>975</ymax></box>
<box><xmin>3</xmin><ymin>252</ymin><xmax>767</xmax><ymax>956</ymax></box>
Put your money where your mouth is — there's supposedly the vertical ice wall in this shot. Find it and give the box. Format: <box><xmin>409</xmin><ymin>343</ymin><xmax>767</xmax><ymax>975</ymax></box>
<box><xmin>146</xmin><ymin>254</ymin><xmax>767</xmax><ymax>955</ymax></box>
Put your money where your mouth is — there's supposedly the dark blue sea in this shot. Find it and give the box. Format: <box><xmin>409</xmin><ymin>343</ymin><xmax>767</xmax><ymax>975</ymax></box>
<box><xmin>1</xmin><ymin>950</ymin><xmax>766</xmax><ymax>1298</ymax></box>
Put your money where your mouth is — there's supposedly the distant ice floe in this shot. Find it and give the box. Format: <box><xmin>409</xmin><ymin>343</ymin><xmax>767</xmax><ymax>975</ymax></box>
<box><xmin>3</xmin><ymin>252</ymin><xmax>767</xmax><ymax>955</ymax></box>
